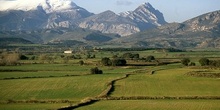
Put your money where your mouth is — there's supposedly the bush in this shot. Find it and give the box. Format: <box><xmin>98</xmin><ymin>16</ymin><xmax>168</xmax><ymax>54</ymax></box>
<box><xmin>209</xmin><ymin>60</ymin><xmax>220</xmax><ymax>67</ymax></box>
<box><xmin>199</xmin><ymin>58</ymin><xmax>209</xmax><ymax>66</ymax></box>
<box><xmin>2</xmin><ymin>53</ymin><xmax>20</xmax><ymax>65</ymax></box>
<box><xmin>189</xmin><ymin>62</ymin><xmax>196</xmax><ymax>66</ymax></box>
<box><xmin>122</xmin><ymin>53</ymin><xmax>139</xmax><ymax>59</ymax></box>
<box><xmin>146</xmin><ymin>55</ymin><xmax>155</xmax><ymax>62</ymax></box>
<box><xmin>181</xmin><ymin>58</ymin><xmax>190</xmax><ymax>66</ymax></box>
<box><xmin>101</xmin><ymin>57</ymin><xmax>112</xmax><ymax>66</ymax></box>
<box><xmin>112</xmin><ymin>58</ymin><xmax>127</xmax><ymax>66</ymax></box>
<box><xmin>79</xmin><ymin>60</ymin><xmax>84</xmax><ymax>65</ymax></box>
<box><xmin>20</xmin><ymin>55</ymin><xmax>29</xmax><ymax>60</ymax></box>
<box><xmin>90</xmin><ymin>67</ymin><xmax>103</xmax><ymax>74</ymax></box>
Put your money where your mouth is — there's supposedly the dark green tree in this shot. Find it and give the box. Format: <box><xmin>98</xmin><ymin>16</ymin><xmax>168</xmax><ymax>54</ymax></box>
<box><xmin>189</xmin><ymin>62</ymin><xmax>196</xmax><ymax>66</ymax></box>
<box><xmin>199</xmin><ymin>58</ymin><xmax>209</xmax><ymax>66</ymax></box>
<box><xmin>79</xmin><ymin>60</ymin><xmax>84</xmax><ymax>66</ymax></box>
<box><xmin>20</xmin><ymin>55</ymin><xmax>29</xmax><ymax>60</ymax></box>
<box><xmin>181</xmin><ymin>58</ymin><xmax>190</xmax><ymax>66</ymax></box>
<box><xmin>112</xmin><ymin>58</ymin><xmax>127</xmax><ymax>66</ymax></box>
<box><xmin>101</xmin><ymin>57</ymin><xmax>112</xmax><ymax>66</ymax></box>
<box><xmin>146</xmin><ymin>55</ymin><xmax>155</xmax><ymax>62</ymax></box>
<box><xmin>122</xmin><ymin>53</ymin><xmax>133</xmax><ymax>59</ymax></box>
<box><xmin>133</xmin><ymin>54</ymin><xmax>140</xmax><ymax>59</ymax></box>
<box><xmin>90</xmin><ymin>67</ymin><xmax>103</xmax><ymax>74</ymax></box>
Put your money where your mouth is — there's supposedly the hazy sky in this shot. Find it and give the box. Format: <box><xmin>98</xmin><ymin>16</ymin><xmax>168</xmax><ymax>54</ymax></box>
<box><xmin>0</xmin><ymin>0</ymin><xmax>220</xmax><ymax>23</ymax></box>
<box><xmin>73</xmin><ymin>0</ymin><xmax>220</xmax><ymax>23</ymax></box>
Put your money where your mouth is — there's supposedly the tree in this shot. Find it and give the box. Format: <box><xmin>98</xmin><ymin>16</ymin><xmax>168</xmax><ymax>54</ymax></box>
<box><xmin>181</xmin><ymin>58</ymin><xmax>190</xmax><ymax>66</ymax></box>
<box><xmin>20</xmin><ymin>55</ymin><xmax>29</xmax><ymax>60</ymax></box>
<box><xmin>189</xmin><ymin>62</ymin><xmax>196</xmax><ymax>66</ymax></box>
<box><xmin>90</xmin><ymin>67</ymin><xmax>103</xmax><ymax>74</ymax></box>
<box><xmin>122</xmin><ymin>53</ymin><xmax>133</xmax><ymax>59</ymax></box>
<box><xmin>79</xmin><ymin>60</ymin><xmax>84</xmax><ymax>65</ymax></box>
<box><xmin>209</xmin><ymin>60</ymin><xmax>220</xmax><ymax>67</ymax></box>
<box><xmin>63</xmin><ymin>56</ymin><xmax>70</xmax><ymax>64</ymax></box>
<box><xmin>122</xmin><ymin>53</ymin><xmax>140</xmax><ymax>59</ymax></box>
<box><xmin>112</xmin><ymin>58</ymin><xmax>127</xmax><ymax>66</ymax></box>
<box><xmin>112</xmin><ymin>55</ymin><xmax>118</xmax><ymax>59</ymax></box>
<box><xmin>133</xmin><ymin>54</ymin><xmax>140</xmax><ymax>59</ymax></box>
<box><xmin>38</xmin><ymin>54</ymin><xmax>47</xmax><ymax>63</ymax></box>
<box><xmin>199</xmin><ymin>58</ymin><xmax>209</xmax><ymax>66</ymax></box>
<box><xmin>146</xmin><ymin>55</ymin><xmax>155</xmax><ymax>62</ymax></box>
<box><xmin>101</xmin><ymin>57</ymin><xmax>112</xmax><ymax>66</ymax></box>
<box><xmin>2</xmin><ymin>53</ymin><xmax>20</xmax><ymax>65</ymax></box>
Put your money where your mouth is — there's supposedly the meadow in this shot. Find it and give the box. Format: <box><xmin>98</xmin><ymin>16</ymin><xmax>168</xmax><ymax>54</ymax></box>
<box><xmin>76</xmin><ymin>100</ymin><xmax>220</xmax><ymax>110</ymax></box>
<box><xmin>0</xmin><ymin>49</ymin><xmax>219</xmax><ymax>109</ymax></box>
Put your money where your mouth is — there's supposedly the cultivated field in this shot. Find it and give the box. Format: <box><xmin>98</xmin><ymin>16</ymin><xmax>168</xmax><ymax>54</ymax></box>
<box><xmin>77</xmin><ymin>100</ymin><xmax>220</xmax><ymax>110</ymax></box>
<box><xmin>0</xmin><ymin>50</ymin><xmax>219</xmax><ymax>109</ymax></box>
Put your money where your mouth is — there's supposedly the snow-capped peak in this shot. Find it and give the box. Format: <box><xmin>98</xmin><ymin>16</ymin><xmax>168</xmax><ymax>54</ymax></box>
<box><xmin>0</xmin><ymin>0</ymin><xmax>78</xmax><ymax>13</ymax></box>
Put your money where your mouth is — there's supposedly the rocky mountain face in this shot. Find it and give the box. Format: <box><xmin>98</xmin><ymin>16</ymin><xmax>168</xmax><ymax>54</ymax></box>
<box><xmin>0</xmin><ymin>0</ymin><xmax>93</xmax><ymax>30</ymax></box>
<box><xmin>78</xmin><ymin>3</ymin><xmax>167</xmax><ymax>36</ymax></box>
<box><xmin>113</xmin><ymin>10</ymin><xmax>220</xmax><ymax>48</ymax></box>
<box><xmin>78</xmin><ymin>10</ymin><xmax>140</xmax><ymax>36</ymax></box>
<box><xmin>0</xmin><ymin>1</ymin><xmax>166</xmax><ymax>36</ymax></box>
<box><xmin>120</xmin><ymin>3</ymin><xmax>167</xmax><ymax>31</ymax></box>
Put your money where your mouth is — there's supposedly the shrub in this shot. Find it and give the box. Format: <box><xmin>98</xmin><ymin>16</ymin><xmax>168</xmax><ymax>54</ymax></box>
<box><xmin>189</xmin><ymin>62</ymin><xmax>196</xmax><ymax>66</ymax></box>
<box><xmin>3</xmin><ymin>53</ymin><xmax>20</xmax><ymax>65</ymax></box>
<box><xmin>79</xmin><ymin>60</ymin><xmax>84</xmax><ymax>65</ymax></box>
<box><xmin>122</xmin><ymin>53</ymin><xmax>139</xmax><ymax>59</ymax></box>
<box><xmin>146</xmin><ymin>55</ymin><xmax>155</xmax><ymax>62</ymax></box>
<box><xmin>199</xmin><ymin>58</ymin><xmax>209</xmax><ymax>66</ymax></box>
<box><xmin>90</xmin><ymin>67</ymin><xmax>103</xmax><ymax>74</ymax></box>
<box><xmin>181</xmin><ymin>58</ymin><xmax>190</xmax><ymax>66</ymax></box>
<box><xmin>101</xmin><ymin>57</ymin><xmax>112</xmax><ymax>66</ymax></box>
<box><xmin>112</xmin><ymin>58</ymin><xmax>127</xmax><ymax>66</ymax></box>
<box><xmin>20</xmin><ymin>55</ymin><xmax>29</xmax><ymax>60</ymax></box>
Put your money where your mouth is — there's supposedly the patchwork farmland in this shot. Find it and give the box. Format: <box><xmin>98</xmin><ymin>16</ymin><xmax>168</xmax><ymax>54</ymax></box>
<box><xmin>0</xmin><ymin>50</ymin><xmax>220</xmax><ymax>110</ymax></box>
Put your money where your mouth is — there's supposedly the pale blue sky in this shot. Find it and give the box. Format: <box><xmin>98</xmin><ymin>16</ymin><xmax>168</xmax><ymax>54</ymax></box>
<box><xmin>73</xmin><ymin>0</ymin><xmax>220</xmax><ymax>23</ymax></box>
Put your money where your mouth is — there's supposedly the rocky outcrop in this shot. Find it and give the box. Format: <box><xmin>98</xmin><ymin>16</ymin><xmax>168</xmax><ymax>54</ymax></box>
<box><xmin>78</xmin><ymin>3</ymin><xmax>167</xmax><ymax>36</ymax></box>
<box><xmin>78</xmin><ymin>10</ymin><xmax>140</xmax><ymax>36</ymax></box>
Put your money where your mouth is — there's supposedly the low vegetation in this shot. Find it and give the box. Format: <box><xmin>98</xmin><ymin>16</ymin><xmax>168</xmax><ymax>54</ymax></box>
<box><xmin>0</xmin><ymin>48</ymin><xmax>220</xmax><ymax>110</ymax></box>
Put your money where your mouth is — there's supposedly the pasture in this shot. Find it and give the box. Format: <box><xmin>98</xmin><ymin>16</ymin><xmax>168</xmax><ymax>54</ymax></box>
<box><xmin>76</xmin><ymin>100</ymin><xmax>220</xmax><ymax>110</ymax></box>
<box><xmin>0</xmin><ymin>50</ymin><xmax>220</xmax><ymax>109</ymax></box>
<box><xmin>111</xmin><ymin>67</ymin><xmax>220</xmax><ymax>97</ymax></box>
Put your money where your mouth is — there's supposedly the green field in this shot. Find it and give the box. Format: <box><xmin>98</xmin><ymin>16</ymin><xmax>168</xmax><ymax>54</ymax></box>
<box><xmin>76</xmin><ymin>100</ymin><xmax>220</xmax><ymax>110</ymax></box>
<box><xmin>0</xmin><ymin>50</ymin><xmax>220</xmax><ymax>109</ymax></box>
<box><xmin>0</xmin><ymin>103</ymin><xmax>67</xmax><ymax>110</ymax></box>
<box><xmin>111</xmin><ymin>67</ymin><xmax>220</xmax><ymax>97</ymax></box>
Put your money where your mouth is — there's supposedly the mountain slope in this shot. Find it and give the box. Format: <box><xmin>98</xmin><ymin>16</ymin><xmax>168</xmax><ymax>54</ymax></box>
<box><xmin>78</xmin><ymin>10</ymin><xmax>140</xmax><ymax>36</ymax></box>
<box><xmin>120</xmin><ymin>3</ymin><xmax>167</xmax><ymax>31</ymax></box>
<box><xmin>78</xmin><ymin>2</ymin><xmax>167</xmax><ymax>36</ymax></box>
<box><xmin>0</xmin><ymin>28</ymin><xmax>120</xmax><ymax>44</ymax></box>
<box><xmin>112</xmin><ymin>10</ymin><xmax>220</xmax><ymax>48</ymax></box>
<box><xmin>0</xmin><ymin>0</ymin><xmax>93</xmax><ymax>30</ymax></box>
<box><xmin>0</xmin><ymin>1</ymin><xmax>166</xmax><ymax>36</ymax></box>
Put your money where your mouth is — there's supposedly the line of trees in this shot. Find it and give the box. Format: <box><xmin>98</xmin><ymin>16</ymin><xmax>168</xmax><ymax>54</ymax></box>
<box><xmin>181</xmin><ymin>57</ymin><xmax>220</xmax><ymax>67</ymax></box>
<box><xmin>101</xmin><ymin>57</ymin><xmax>127</xmax><ymax>66</ymax></box>
<box><xmin>199</xmin><ymin>58</ymin><xmax>220</xmax><ymax>67</ymax></box>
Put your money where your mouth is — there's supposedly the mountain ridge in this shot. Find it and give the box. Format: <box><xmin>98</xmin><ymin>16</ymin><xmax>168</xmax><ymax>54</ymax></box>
<box><xmin>0</xmin><ymin>1</ymin><xmax>166</xmax><ymax>36</ymax></box>
<box><xmin>111</xmin><ymin>10</ymin><xmax>220</xmax><ymax>48</ymax></box>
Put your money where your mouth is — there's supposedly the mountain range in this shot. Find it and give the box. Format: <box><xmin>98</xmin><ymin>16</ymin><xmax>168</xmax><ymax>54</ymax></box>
<box><xmin>0</xmin><ymin>0</ymin><xmax>219</xmax><ymax>49</ymax></box>
<box><xmin>0</xmin><ymin>0</ymin><xmax>166</xmax><ymax>36</ymax></box>
<box><xmin>112</xmin><ymin>10</ymin><xmax>220</xmax><ymax>48</ymax></box>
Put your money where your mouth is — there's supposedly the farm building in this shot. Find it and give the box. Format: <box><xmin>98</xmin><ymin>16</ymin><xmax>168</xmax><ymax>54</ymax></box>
<box><xmin>64</xmin><ymin>50</ymin><xmax>73</xmax><ymax>54</ymax></box>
